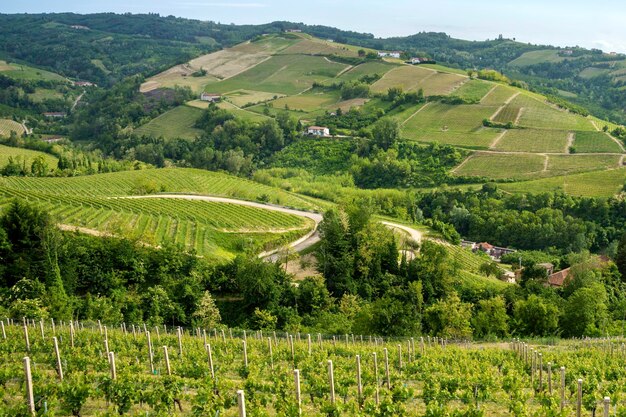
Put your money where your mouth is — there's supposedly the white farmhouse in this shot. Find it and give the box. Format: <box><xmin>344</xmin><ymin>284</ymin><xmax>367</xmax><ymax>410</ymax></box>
<box><xmin>378</xmin><ymin>51</ymin><xmax>402</xmax><ymax>59</ymax></box>
<box><xmin>307</xmin><ymin>126</ymin><xmax>330</xmax><ymax>137</ymax></box>
<box><xmin>200</xmin><ymin>92</ymin><xmax>221</xmax><ymax>102</ymax></box>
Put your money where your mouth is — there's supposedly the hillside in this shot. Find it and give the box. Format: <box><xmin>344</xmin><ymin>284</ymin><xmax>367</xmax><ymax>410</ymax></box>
<box><xmin>138</xmin><ymin>33</ymin><xmax>625</xmax><ymax>195</ymax></box>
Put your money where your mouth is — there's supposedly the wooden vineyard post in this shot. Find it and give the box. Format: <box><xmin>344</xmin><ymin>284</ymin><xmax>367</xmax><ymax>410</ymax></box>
<box><xmin>410</xmin><ymin>337</ymin><xmax>415</xmax><ymax>361</ymax></box>
<box><xmin>538</xmin><ymin>353</ymin><xmax>543</xmax><ymax>391</ymax></box>
<box><xmin>207</xmin><ymin>344</ymin><xmax>215</xmax><ymax>379</ymax></box>
<box><xmin>98</xmin><ymin>320</ymin><xmax>102</xmax><ymax>335</ymax></box>
<box><xmin>384</xmin><ymin>348</ymin><xmax>390</xmax><ymax>389</ymax></box>
<box><xmin>530</xmin><ymin>349</ymin><xmax>535</xmax><ymax>387</ymax></box>
<box><xmin>290</xmin><ymin>334</ymin><xmax>295</xmax><ymax>362</ymax></box>
<box><xmin>24</xmin><ymin>357</ymin><xmax>35</xmax><ymax>416</ymax></box>
<box><xmin>109</xmin><ymin>351</ymin><xmax>117</xmax><ymax>380</ymax></box>
<box><xmin>294</xmin><ymin>369</ymin><xmax>301</xmax><ymax>415</ymax></box>
<box><xmin>397</xmin><ymin>344</ymin><xmax>402</xmax><ymax>370</ymax></box>
<box><xmin>356</xmin><ymin>355</ymin><xmax>362</xmax><ymax>403</ymax></box>
<box><xmin>576</xmin><ymin>379</ymin><xmax>582</xmax><ymax>417</ymax></box>
<box><xmin>603</xmin><ymin>397</ymin><xmax>610</xmax><ymax>417</ymax></box>
<box><xmin>328</xmin><ymin>360</ymin><xmax>336</xmax><ymax>404</ymax></box>
<box><xmin>147</xmin><ymin>331</ymin><xmax>154</xmax><ymax>374</ymax></box>
<box><xmin>51</xmin><ymin>318</ymin><xmax>55</xmax><ymax>335</ymax></box>
<box><xmin>39</xmin><ymin>319</ymin><xmax>45</xmax><ymax>341</ymax></box>
<box><xmin>237</xmin><ymin>390</ymin><xmax>246</xmax><ymax>417</ymax></box>
<box><xmin>547</xmin><ymin>362</ymin><xmax>552</xmax><ymax>394</ymax></box>
<box><xmin>243</xmin><ymin>340</ymin><xmax>248</xmax><ymax>368</ymax></box>
<box><xmin>53</xmin><ymin>337</ymin><xmax>63</xmax><ymax>380</ymax></box>
<box><xmin>560</xmin><ymin>367</ymin><xmax>566</xmax><ymax>412</ymax></box>
<box><xmin>163</xmin><ymin>346</ymin><xmax>172</xmax><ymax>375</ymax></box>
<box><xmin>1</xmin><ymin>320</ymin><xmax>5</xmax><ymax>339</ymax></box>
<box><xmin>177</xmin><ymin>327</ymin><xmax>183</xmax><ymax>357</ymax></box>
<box><xmin>307</xmin><ymin>334</ymin><xmax>312</xmax><ymax>356</ymax></box>
<box><xmin>155</xmin><ymin>326</ymin><xmax>160</xmax><ymax>342</ymax></box>
<box><xmin>69</xmin><ymin>320</ymin><xmax>75</xmax><ymax>348</ymax></box>
<box><xmin>268</xmin><ymin>337</ymin><xmax>274</xmax><ymax>370</ymax></box>
<box><xmin>373</xmin><ymin>352</ymin><xmax>380</xmax><ymax>405</ymax></box>
<box><xmin>23</xmin><ymin>319</ymin><xmax>30</xmax><ymax>352</ymax></box>
<box><xmin>420</xmin><ymin>337</ymin><xmax>424</xmax><ymax>355</ymax></box>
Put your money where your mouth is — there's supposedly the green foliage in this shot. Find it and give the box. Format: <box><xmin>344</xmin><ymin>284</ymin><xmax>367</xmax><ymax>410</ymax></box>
<box><xmin>340</xmin><ymin>81</ymin><xmax>370</xmax><ymax>100</ymax></box>
<box><xmin>371</xmin><ymin>118</ymin><xmax>400</xmax><ymax>151</ymax></box>
<box><xmin>424</xmin><ymin>292</ymin><xmax>473</xmax><ymax>338</ymax></box>
<box><xmin>472</xmin><ymin>296</ymin><xmax>509</xmax><ymax>338</ymax></box>
<box><xmin>513</xmin><ymin>294</ymin><xmax>560</xmax><ymax>336</ymax></box>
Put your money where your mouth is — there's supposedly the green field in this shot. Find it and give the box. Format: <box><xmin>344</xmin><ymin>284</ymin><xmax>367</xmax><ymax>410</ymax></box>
<box><xmin>493</xmin><ymin>129</ymin><xmax>569</xmax><ymax>153</ymax></box>
<box><xmin>0</xmin><ymin>60</ymin><xmax>68</xmax><ymax>82</ymax></box>
<box><xmin>0</xmin><ymin>168</ymin><xmax>324</xmax><ymax>210</ymax></box>
<box><xmin>452</xmin><ymin>79</ymin><xmax>494</xmax><ymax>102</ymax></box>
<box><xmin>499</xmin><ymin>167</ymin><xmax>626</xmax><ymax>197</ymax></box>
<box><xmin>453</xmin><ymin>153</ymin><xmax>546</xmax><ymax>179</ymax></box>
<box><xmin>492</xmin><ymin>105</ymin><xmax>520</xmax><ymax>124</ymax></box>
<box><xmin>277</xmin><ymin>38</ymin><xmax>359</xmax><ymax>57</ymax></box>
<box><xmin>202</xmin><ymin>55</ymin><xmax>349</xmax><ymax>96</ymax></box>
<box><xmin>28</xmin><ymin>88</ymin><xmax>66</xmax><ymax>102</ymax></box>
<box><xmin>546</xmin><ymin>154</ymin><xmax>622</xmax><ymax>176</ymax></box>
<box><xmin>370</xmin><ymin>65</ymin><xmax>434</xmax><ymax>93</ymax></box>
<box><xmin>401</xmin><ymin>102</ymin><xmax>500</xmax><ymax>148</ymax></box>
<box><xmin>186</xmin><ymin>100</ymin><xmax>270</xmax><ymax>123</ymax></box>
<box><xmin>509</xmin><ymin>49</ymin><xmax>568</xmax><ymax>66</ymax></box>
<box><xmin>480</xmin><ymin>85</ymin><xmax>518</xmax><ymax>106</ymax></box>
<box><xmin>0</xmin><ymin>144</ymin><xmax>58</xmax><ymax>170</ymax></box>
<box><xmin>573</xmin><ymin>131</ymin><xmax>624</xmax><ymax>153</ymax></box>
<box><xmin>224</xmin><ymin>90</ymin><xmax>282</xmax><ymax>107</ymax></box>
<box><xmin>0</xmin><ymin>119</ymin><xmax>25</xmax><ymax>137</ymax></box>
<box><xmin>337</xmin><ymin>61</ymin><xmax>397</xmax><ymax>82</ymax></box>
<box><xmin>269</xmin><ymin>90</ymin><xmax>341</xmax><ymax>113</ymax></box>
<box><xmin>134</xmin><ymin>105</ymin><xmax>204</xmax><ymax>140</ymax></box>
<box><xmin>509</xmin><ymin>94</ymin><xmax>595</xmax><ymax>131</ymax></box>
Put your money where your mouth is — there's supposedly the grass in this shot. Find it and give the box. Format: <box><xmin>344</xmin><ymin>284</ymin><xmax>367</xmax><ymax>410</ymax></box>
<box><xmin>493</xmin><ymin>129</ymin><xmax>569</xmax><ymax>153</ymax></box>
<box><xmin>546</xmin><ymin>154</ymin><xmax>622</xmax><ymax>176</ymax></box>
<box><xmin>337</xmin><ymin>61</ymin><xmax>397</xmax><ymax>82</ymax></box>
<box><xmin>0</xmin><ymin>119</ymin><xmax>26</xmax><ymax>137</ymax></box>
<box><xmin>134</xmin><ymin>105</ymin><xmax>204</xmax><ymax>140</ymax></box>
<box><xmin>0</xmin><ymin>60</ymin><xmax>68</xmax><ymax>82</ymax></box>
<box><xmin>509</xmin><ymin>50</ymin><xmax>568</xmax><ymax>67</ymax></box>
<box><xmin>453</xmin><ymin>153</ymin><xmax>546</xmax><ymax>179</ymax></box>
<box><xmin>0</xmin><ymin>144</ymin><xmax>58</xmax><ymax>169</ymax></box>
<box><xmin>0</xmin><ymin>167</ymin><xmax>324</xmax><ymax>211</ymax></box>
<box><xmin>269</xmin><ymin>90</ymin><xmax>341</xmax><ymax>112</ymax></box>
<box><xmin>499</xmin><ymin>168</ymin><xmax>626</xmax><ymax>197</ymax></box>
<box><xmin>28</xmin><ymin>88</ymin><xmax>65</xmax><ymax>102</ymax></box>
<box><xmin>215</xmin><ymin>101</ymin><xmax>271</xmax><ymax>122</ymax></box>
<box><xmin>202</xmin><ymin>55</ymin><xmax>349</xmax><ymax>96</ymax></box>
<box><xmin>573</xmin><ymin>131</ymin><xmax>624</xmax><ymax>153</ymax></box>
<box><xmin>452</xmin><ymin>80</ymin><xmax>494</xmax><ymax>102</ymax></box>
<box><xmin>224</xmin><ymin>90</ymin><xmax>282</xmax><ymax>107</ymax></box>
<box><xmin>401</xmin><ymin>103</ymin><xmax>501</xmax><ymax>149</ymax></box>
<box><xmin>480</xmin><ymin>85</ymin><xmax>518</xmax><ymax>106</ymax></box>
<box><xmin>510</xmin><ymin>94</ymin><xmax>596</xmax><ymax>131</ymax></box>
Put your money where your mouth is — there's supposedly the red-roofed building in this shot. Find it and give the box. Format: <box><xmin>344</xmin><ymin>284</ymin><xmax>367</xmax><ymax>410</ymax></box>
<box><xmin>546</xmin><ymin>268</ymin><xmax>571</xmax><ymax>288</ymax></box>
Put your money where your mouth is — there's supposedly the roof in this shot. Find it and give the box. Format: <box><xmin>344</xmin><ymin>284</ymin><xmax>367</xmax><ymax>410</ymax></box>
<box><xmin>537</xmin><ymin>263</ymin><xmax>554</xmax><ymax>269</ymax></box>
<box><xmin>547</xmin><ymin>268</ymin><xmax>571</xmax><ymax>287</ymax></box>
<box><xmin>201</xmin><ymin>92</ymin><xmax>221</xmax><ymax>96</ymax></box>
<box><xmin>478</xmin><ymin>242</ymin><xmax>494</xmax><ymax>250</ymax></box>
<box><xmin>308</xmin><ymin>126</ymin><xmax>328</xmax><ymax>130</ymax></box>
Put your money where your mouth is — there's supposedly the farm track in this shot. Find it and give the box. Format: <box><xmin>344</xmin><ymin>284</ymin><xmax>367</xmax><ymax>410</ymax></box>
<box><xmin>591</xmin><ymin>119</ymin><xmax>626</xmax><ymax>152</ymax></box>
<box><xmin>401</xmin><ymin>102</ymin><xmax>430</xmax><ymax>126</ymax></box>
<box><xmin>489</xmin><ymin>130</ymin><xmax>508</xmax><ymax>149</ymax></box>
<box><xmin>565</xmin><ymin>132</ymin><xmax>575</xmax><ymax>153</ymax></box>
<box><xmin>543</xmin><ymin>155</ymin><xmax>550</xmax><ymax>172</ymax></box>
<box><xmin>479</xmin><ymin>84</ymin><xmax>499</xmax><ymax>104</ymax></box>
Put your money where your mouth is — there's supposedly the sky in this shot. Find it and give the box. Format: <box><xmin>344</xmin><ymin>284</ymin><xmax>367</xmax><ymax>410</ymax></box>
<box><xmin>4</xmin><ymin>0</ymin><xmax>626</xmax><ymax>53</ymax></box>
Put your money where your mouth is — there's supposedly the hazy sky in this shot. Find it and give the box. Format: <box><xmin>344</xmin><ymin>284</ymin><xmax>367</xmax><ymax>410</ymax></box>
<box><xmin>4</xmin><ymin>0</ymin><xmax>626</xmax><ymax>52</ymax></box>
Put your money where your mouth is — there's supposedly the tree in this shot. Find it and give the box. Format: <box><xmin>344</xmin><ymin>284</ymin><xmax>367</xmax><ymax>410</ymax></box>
<box><xmin>30</xmin><ymin>155</ymin><xmax>49</xmax><ymax>177</ymax></box>
<box><xmin>316</xmin><ymin>209</ymin><xmax>355</xmax><ymax>297</ymax></box>
<box><xmin>371</xmin><ymin>118</ymin><xmax>400</xmax><ymax>151</ymax></box>
<box><xmin>424</xmin><ymin>292</ymin><xmax>473</xmax><ymax>339</ymax></box>
<box><xmin>616</xmin><ymin>232</ymin><xmax>626</xmax><ymax>280</ymax></box>
<box><xmin>561</xmin><ymin>283</ymin><xmax>608</xmax><ymax>337</ymax></box>
<box><xmin>193</xmin><ymin>291</ymin><xmax>222</xmax><ymax>329</ymax></box>
<box><xmin>513</xmin><ymin>295</ymin><xmax>560</xmax><ymax>336</ymax></box>
<box><xmin>472</xmin><ymin>296</ymin><xmax>509</xmax><ymax>338</ymax></box>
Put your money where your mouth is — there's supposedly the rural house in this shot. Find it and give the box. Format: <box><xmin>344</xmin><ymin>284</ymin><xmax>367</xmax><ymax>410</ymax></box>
<box><xmin>285</xmin><ymin>29</ymin><xmax>302</xmax><ymax>33</ymax></box>
<box><xmin>43</xmin><ymin>112</ymin><xmax>67</xmax><ymax>118</ymax></box>
<box><xmin>74</xmin><ymin>81</ymin><xmax>96</xmax><ymax>87</ymax></box>
<box><xmin>378</xmin><ymin>51</ymin><xmax>402</xmax><ymax>59</ymax></box>
<box><xmin>307</xmin><ymin>126</ymin><xmax>330</xmax><ymax>137</ymax></box>
<box><xmin>200</xmin><ymin>93</ymin><xmax>221</xmax><ymax>102</ymax></box>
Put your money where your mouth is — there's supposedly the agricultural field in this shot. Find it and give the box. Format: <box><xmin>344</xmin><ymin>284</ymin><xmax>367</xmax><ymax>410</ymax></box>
<box><xmin>0</xmin><ymin>187</ymin><xmax>312</xmax><ymax>260</ymax></box>
<box><xmin>27</xmin><ymin>88</ymin><xmax>66</xmax><ymax>102</ymax></box>
<box><xmin>452</xmin><ymin>79</ymin><xmax>494</xmax><ymax>102</ymax></box>
<box><xmin>480</xmin><ymin>85</ymin><xmax>518</xmax><ymax>106</ymax></box>
<box><xmin>491</xmin><ymin>105</ymin><xmax>521</xmax><ymax>124</ymax></box>
<box><xmin>0</xmin><ymin>119</ymin><xmax>25</xmax><ymax>137</ymax></box>
<box><xmin>212</xmin><ymin>101</ymin><xmax>271</xmax><ymax>123</ymax></box>
<box><xmin>420</xmin><ymin>72</ymin><xmax>467</xmax><ymax>96</ymax></box>
<box><xmin>277</xmin><ymin>38</ymin><xmax>359</xmax><ymax>57</ymax></box>
<box><xmin>492</xmin><ymin>129</ymin><xmax>570</xmax><ymax>153</ymax></box>
<box><xmin>269</xmin><ymin>90</ymin><xmax>341</xmax><ymax>113</ymax></box>
<box><xmin>0</xmin><ymin>60</ymin><xmax>68</xmax><ymax>82</ymax></box>
<box><xmin>0</xmin><ymin>167</ymin><xmax>324</xmax><ymax>211</ymax></box>
<box><xmin>508</xmin><ymin>49</ymin><xmax>569</xmax><ymax>66</ymax></box>
<box><xmin>572</xmin><ymin>131</ymin><xmax>624</xmax><ymax>153</ymax></box>
<box><xmin>202</xmin><ymin>54</ymin><xmax>349</xmax><ymax>96</ymax></box>
<box><xmin>1</xmin><ymin>321</ymin><xmax>624</xmax><ymax>416</ymax></box>
<box><xmin>499</xmin><ymin>167</ymin><xmax>626</xmax><ymax>197</ymax></box>
<box><xmin>370</xmin><ymin>65</ymin><xmax>435</xmax><ymax>93</ymax></box>
<box><xmin>224</xmin><ymin>90</ymin><xmax>283</xmax><ymax>107</ymax></box>
<box><xmin>134</xmin><ymin>105</ymin><xmax>204</xmax><ymax>140</ymax></box>
<box><xmin>401</xmin><ymin>103</ymin><xmax>500</xmax><ymax>148</ymax></box>
<box><xmin>508</xmin><ymin>94</ymin><xmax>595</xmax><ymax>131</ymax></box>
<box><xmin>453</xmin><ymin>153</ymin><xmax>546</xmax><ymax>180</ymax></box>
<box><xmin>337</xmin><ymin>61</ymin><xmax>397</xmax><ymax>82</ymax></box>
<box><xmin>545</xmin><ymin>154</ymin><xmax>622</xmax><ymax>176</ymax></box>
<box><xmin>0</xmin><ymin>144</ymin><xmax>58</xmax><ymax>169</ymax></box>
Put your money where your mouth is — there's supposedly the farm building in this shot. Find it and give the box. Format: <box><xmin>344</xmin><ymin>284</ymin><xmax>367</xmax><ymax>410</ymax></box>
<box><xmin>307</xmin><ymin>126</ymin><xmax>330</xmax><ymax>137</ymax></box>
<box><xmin>463</xmin><ymin>240</ymin><xmax>516</xmax><ymax>260</ymax></box>
<box><xmin>546</xmin><ymin>268</ymin><xmax>570</xmax><ymax>288</ymax></box>
<box><xmin>74</xmin><ymin>81</ymin><xmax>96</xmax><ymax>87</ymax></box>
<box><xmin>42</xmin><ymin>136</ymin><xmax>64</xmax><ymax>143</ymax></box>
<box><xmin>285</xmin><ymin>29</ymin><xmax>302</xmax><ymax>33</ymax></box>
<box><xmin>378</xmin><ymin>51</ymin><xmax>402</xmax><ymax>59</ymax></box>
<box><xmin>43</xmin><ymin>112</ymin><xmax>67</xmax><ymax>118</ymax></box>
<box><xmin>200</xmin><ymin>93</ymin><xmax>222</xmax><ymax>102</ymax></box>
<box><xmin>70</xmin><ymin>25</ymin><xmax>90</xmax><ymax>30</ymax></box>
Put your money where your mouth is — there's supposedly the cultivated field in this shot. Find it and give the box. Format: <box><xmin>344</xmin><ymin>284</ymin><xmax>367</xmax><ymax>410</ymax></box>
<box><xmin>452</xmin><ymin>79</ymin><xmax>494</xmax><ymax>102</ymax></box>
<box><xmin>492</xmin><ymin>129</ymin><xmax>569</xmax><ymax>153</ymax></box>
<box><xmin>509</xmin><ymin>49</ymin><xmax>569</xmax><ymax>66</ymax></box>
<box><xmin>337</xmin><ymin>61</ymin><xmax>397</xmax><ymax>82</ymax></box>
<box><xmin>134</xmin><ymin>105</ymin><xmax>204</xmax><ymax>140</ymax></box>
<box><xmin>370</xmin><ymin>65</ymin><xmax>435</xmax><ymax>93</ymax></box>
<box><xmin>269</xmin><ymin>90</ymin><xmax>341</xmax><ymax>113</ymax></box>
<box><xmin>480</xmin><ymin>85</ymin><xmax>518</xmax><ymax>106</ymax></box>
<box><xmin>277</xmin><ymin>38</ymin><xmax>359</xmax><ymax>57</ymax></box>
<box><xmin>453</xmin><ymin>153</ymin><xmax>546</xmax><ymax>179</ymax></box>
<box><xmin>202</xmin><ymin>55</ymin><xmax>349</xmax><ymax>96</ymax></box>
<box><xmin>546</xmin><ymin>154</ymin><xmax>622</xmax><ymax>176</ymax></box>
<box><xmin>573</xmin><ymin>131</ymin><xmax>624</xmax><ymax>153</ymax></box>
<box><xmin>0</xmin><ymin>144</ymin><xmax>58</xmax><ymax>169</ymax></box>
<box><xmin>0</xmin><ymin>60</ymin><xmax>68</xmax><ymax>82</ymax></box>
<box><xmin>509</xmin><ymin>94</ymin><xmax>595</xmax><ymax>131</ymax></box>
<box><xmin>0</xmin><ymin>119</ymin><xmax>26</xmax><ymax>137</ymax></box>
<box><xmin>224</xmin><ymin>90</ymin><xmax>283</xmax><ymax>107</ymax></box>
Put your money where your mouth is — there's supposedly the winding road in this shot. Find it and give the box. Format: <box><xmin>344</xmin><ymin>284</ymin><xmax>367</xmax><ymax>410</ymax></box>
<box><xmin>61</xmin><ymin>193</ymin><xmax>424</xmax><ymax>260</ymax></box>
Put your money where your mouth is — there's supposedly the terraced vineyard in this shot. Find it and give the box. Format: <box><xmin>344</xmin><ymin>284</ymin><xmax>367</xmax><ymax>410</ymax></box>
<box><xmin>0</xmin><ymin>119</ymin><xmax>26</xmax><ymax>137</ymax></box>
<box><xmin>134</xmin><ymin>105</ymin><xmax>204</xmax><ymax>141</ymax></box>
<box><xmin>493</xmin><ymin>129</ymin><xmax>569</xmax><ymax>153</ymax></box>
<box><xmin>0</xmin><ymin>144</ymin><xmax>58</xmax><ymax>168</ymax></box>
